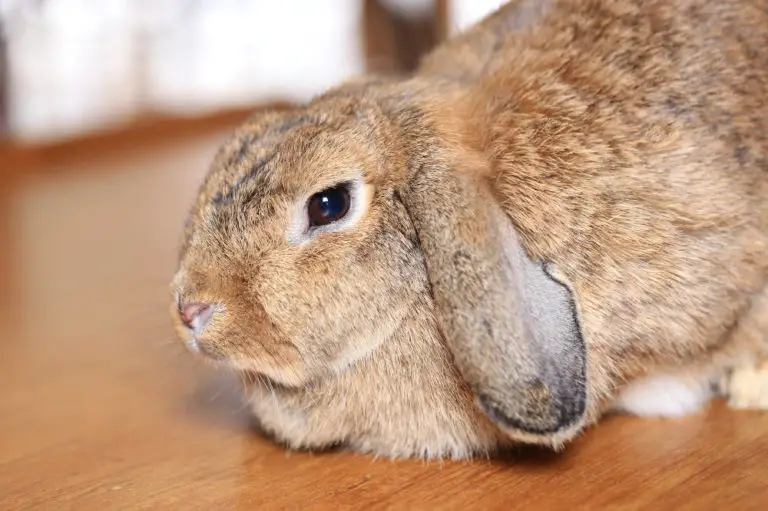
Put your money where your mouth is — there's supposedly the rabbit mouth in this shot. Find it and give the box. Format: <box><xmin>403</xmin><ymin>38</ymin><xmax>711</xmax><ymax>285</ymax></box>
<box><xmin>186</xmin><ymin>337</ymin><xmax>201</xmax><ymax>353</ymax></box>
<box><xmin>185</xmin><ymin>336</ymin><xmax>228</xmax><ymax>362</ymax></box>
<box><xmin>186</xmin><ymin>341</ymin><xmax>312</xmax><ymax>391</ymax></box>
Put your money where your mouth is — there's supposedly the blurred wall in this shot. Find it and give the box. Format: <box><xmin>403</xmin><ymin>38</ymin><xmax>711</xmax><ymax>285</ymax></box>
<box><xmin>0</xmin><ymin>0</ymin><xmax>504</xmax><ymax>144</ymax></box>
<box><xmin>449</xmin><ymin>0</ymin><xmax>507</xmax><ymax>34</ymax></box>
<box><xmin>2</xmin><ymin>0</ymin><xmax>365</xmax><ymax>142</ymax></box>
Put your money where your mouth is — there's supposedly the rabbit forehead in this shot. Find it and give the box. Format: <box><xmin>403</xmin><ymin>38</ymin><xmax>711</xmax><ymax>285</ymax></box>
<box><xmin>200</xmin><ymin>110</ymin><xmax>386</xmax><ymax>213</ymax></box>
<box><xmin>199</xmin><ymin>112</ymin><xmax>314</xmax><ymax>209</ymax></box>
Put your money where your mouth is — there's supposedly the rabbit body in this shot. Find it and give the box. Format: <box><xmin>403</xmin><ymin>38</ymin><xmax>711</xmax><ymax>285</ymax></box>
<box><xmin>432</xmin><ymin>0</ymin><xmax>768</xmax><ymax>420</ymax></box>
<box><xmin>172</xmin><ymin>0</ymin><xmax>768</xmax><ymax>458</ymax></box>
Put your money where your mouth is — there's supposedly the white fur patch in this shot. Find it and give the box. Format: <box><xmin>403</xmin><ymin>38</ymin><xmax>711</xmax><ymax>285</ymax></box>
<box><xmin>612</xmin><ymin>374</ymin><xmax>713</xmax><ymax>418</ymax></box>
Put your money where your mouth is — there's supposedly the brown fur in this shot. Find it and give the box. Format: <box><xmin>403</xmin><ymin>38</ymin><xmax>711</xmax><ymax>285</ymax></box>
<box><xmin>171</xmin><ymin>0</ymin><xmax>768</xmax><ymax>459</ymax></box>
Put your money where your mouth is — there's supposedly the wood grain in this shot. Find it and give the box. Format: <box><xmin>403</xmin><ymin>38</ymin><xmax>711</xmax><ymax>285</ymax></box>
<box><xmin>0</xmin><ymin>132</ymin><xmax>766</xmax><ymax>510</ymax></box>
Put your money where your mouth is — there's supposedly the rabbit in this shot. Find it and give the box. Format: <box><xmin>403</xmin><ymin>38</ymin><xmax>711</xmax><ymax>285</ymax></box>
<box><xmin>170</xmin><ymin>0</ymin><xmax>768</xmax><ymax>459</ymax></box>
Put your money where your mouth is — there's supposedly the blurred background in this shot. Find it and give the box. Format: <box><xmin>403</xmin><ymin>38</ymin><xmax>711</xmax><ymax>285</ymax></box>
<box><xmin>0</xmin><ymin>0</ymin><xmax>506</xmax><ymax>145</ymax></box>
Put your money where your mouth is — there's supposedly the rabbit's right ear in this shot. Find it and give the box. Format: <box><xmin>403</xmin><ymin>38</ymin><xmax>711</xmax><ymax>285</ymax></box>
<box><xmin>399</xmin><ymin>160</ymin><xmax>588</xmax><ymax>445</ymax></box>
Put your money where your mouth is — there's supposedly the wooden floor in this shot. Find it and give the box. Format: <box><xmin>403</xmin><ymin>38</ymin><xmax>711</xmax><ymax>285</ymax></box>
<box><xmin>1</xmin><ymin>131</ymin><xmax>767</xmax><ymax>510</ymax></box>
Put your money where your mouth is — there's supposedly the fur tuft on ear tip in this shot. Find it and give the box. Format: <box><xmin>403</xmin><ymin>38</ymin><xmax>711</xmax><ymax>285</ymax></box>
<box><xmin>475</xmin><ymin>371</ymin><xmax>587</xmax><ymax>435</ymax></box>
<box><xmin>478</xmin><ymin>390</ymin><xmax>571</xmax><ymax>434</ymax></box>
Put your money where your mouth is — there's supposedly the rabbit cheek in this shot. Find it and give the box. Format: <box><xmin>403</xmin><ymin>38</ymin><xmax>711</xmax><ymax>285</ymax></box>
<box><xmin>213</xmin><ymin>309</ymin><xmax>308</xmax><ymax>386</ymax></box>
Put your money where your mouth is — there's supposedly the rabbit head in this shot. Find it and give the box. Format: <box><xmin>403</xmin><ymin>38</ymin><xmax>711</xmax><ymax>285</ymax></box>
<box><xmin>170</xmin><ymin>100</ymin><xmax>420</xmax><ymax>386</ymax></box>
<box><xmin>170</xmin><ymin>78</ymin><xmax>590</xmax><ymax>457</ymax></box>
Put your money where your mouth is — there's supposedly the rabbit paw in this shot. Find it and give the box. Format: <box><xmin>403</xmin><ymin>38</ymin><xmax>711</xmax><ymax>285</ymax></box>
<box><xmin>721</xmin><ymin>362</ymin><xmax>768</xmax><ymax>410</ymax></box>
<box><xmin>612</xmin><ymin>373</ymin><xmax>714</xmax><ymax>418</ymax></box>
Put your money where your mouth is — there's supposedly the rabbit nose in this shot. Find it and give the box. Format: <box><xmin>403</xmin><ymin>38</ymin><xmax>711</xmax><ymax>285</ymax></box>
<box><xmin>180</xmin><ymin>302</ymin><xmax>214</xmax><ymax>331</ymax></box>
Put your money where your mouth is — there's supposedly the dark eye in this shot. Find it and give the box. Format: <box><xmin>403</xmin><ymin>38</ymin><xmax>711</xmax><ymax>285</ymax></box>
<box><xmin>307</xmin><ymin>185</ymin><xmax>351</xmax><ymax>227</ymax></box>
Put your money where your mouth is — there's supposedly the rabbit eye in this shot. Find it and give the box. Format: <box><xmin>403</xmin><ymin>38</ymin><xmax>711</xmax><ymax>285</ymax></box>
<box><xmin>307</xmin><ymin>185</ymin><xmax>351</xmax><ymax>227</ymax></box>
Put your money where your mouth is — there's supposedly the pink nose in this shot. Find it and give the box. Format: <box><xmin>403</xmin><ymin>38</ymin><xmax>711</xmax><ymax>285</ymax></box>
<box><xmin>180</xmin><ymin>302</ymin><xmax>213</xmax><ymax>331</ymax></box>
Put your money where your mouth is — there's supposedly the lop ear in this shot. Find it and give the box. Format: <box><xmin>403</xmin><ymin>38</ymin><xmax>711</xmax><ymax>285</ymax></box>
<box><xmin>400</xmin><ymin>162</ymin><xmax>588</xmax><ymax>445</ymax></box>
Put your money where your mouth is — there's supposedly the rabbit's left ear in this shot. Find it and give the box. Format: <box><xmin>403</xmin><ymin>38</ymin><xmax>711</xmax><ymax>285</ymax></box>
<box><xmin>399</xmin><ymin>161</ymin><xmax>588</xmax><ymax>444</ymax></box>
